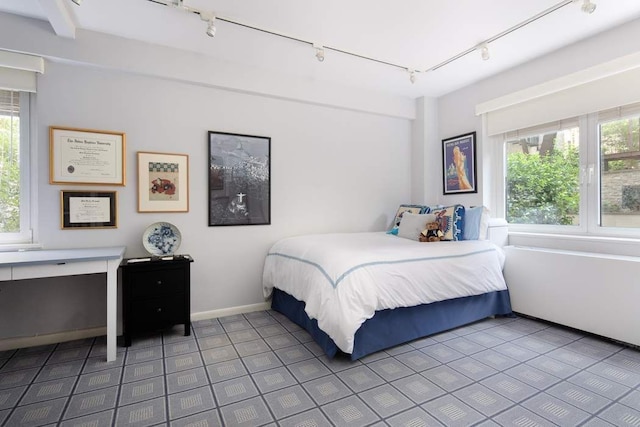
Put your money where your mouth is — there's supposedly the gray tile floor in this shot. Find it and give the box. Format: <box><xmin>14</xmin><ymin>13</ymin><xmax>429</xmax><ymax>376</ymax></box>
<box><xmin>1</xmin><ymin>310</ymin><xmax>639</xmax><ymax>426</ymax></box>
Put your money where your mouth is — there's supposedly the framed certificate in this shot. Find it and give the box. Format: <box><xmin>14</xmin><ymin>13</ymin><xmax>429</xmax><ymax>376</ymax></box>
<box><xmin>61</xmin><ymin>190</ymin><xmax>118</xmax><ymax>229</ymax></box>
<box><xmin>50</xmin><ymin>126</ymin><xmax>126</xmax><ymax>185</ymax></box>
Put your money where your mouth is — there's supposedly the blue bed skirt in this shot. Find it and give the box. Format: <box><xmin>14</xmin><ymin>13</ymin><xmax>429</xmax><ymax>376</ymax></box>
<box><xmin>271</xmin><ymin>288</ymin><xmax>513</xmax><ymax>360</ymax></box>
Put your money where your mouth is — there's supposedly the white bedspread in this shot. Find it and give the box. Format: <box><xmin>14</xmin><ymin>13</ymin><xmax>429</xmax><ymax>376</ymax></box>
<box><xmin>262</xmin><ymin>232</ymin><xmax>507</xmax><ymax>354</ymax></box>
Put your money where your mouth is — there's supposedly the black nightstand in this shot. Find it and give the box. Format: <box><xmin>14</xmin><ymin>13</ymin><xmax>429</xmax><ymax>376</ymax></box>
<box><xmin>120</xmin><ymin>255</ymin><xmax>194</xmax><ymax>347</ymax></box>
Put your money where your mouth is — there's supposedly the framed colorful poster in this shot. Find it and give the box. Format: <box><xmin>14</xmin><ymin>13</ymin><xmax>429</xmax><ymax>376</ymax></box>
<box><xmin>137</xmin><ymin>151</ymin><xmax>189</xmax><ymax>212</ymax></box>
<box><xmin>208</xmin><ymin>131</ymin><xmax>270</xmax><ymax>226</ymax></box>
<box><xmin>442</xmin><ymin>131</ymin><xmax>477</xmax><ymax>194</ymax></box>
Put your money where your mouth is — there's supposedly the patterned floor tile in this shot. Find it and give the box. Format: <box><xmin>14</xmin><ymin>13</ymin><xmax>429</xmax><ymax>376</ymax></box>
<box><xmin>287</xmin><ymin>358</ymin><xmax>332</xmax><ymax>383</ymax></box>
<box><xmin>318</xmin><ymin>354</ymin><xmax>361</xmax><ymax>373</ymax></box>
<box><xmin>212</xmin><ymin>375</ymin><xmax>259</xmax><ymax>406</ymax></box>
<box><xmin>0</xmin><ymin>385</ymin><xmax>27</xmax><ymax>410</ymax></box>
<box><xmin>321</xmin><ymin>395</ymin><xmax>381</xmax><ymax>427</ymax></box>
<box><xmin>59</xmin><ymin>409</ymin><xmax>114</xmax><ymax>427</ymax></box>
<box><xmin>227</xmin><ymin>329</ymin><xmax>261</xmax><ymax>344</ymax></box>
<box><xmin>119</xmin><ymin>376</ymin><xmax>165</xmax><ymax>406</ymax></box>
<box><xmin>422</xmin><ymin>365</ymin><xmax>473</xmax><ymax>393</ymax></box>
<box><xmin>165</xmin><ymin>352</ymin><xmax>204</xmax><ymax>374</ymax></box>
<box><xmin>115</xmin><ymin>396</ymin><xmax>166</xmax><ymax>426</ymax></box>
<box><xmin>251</xmin><ymin>366</ymin><xmax>298</xmax><ymax>394</ymax></box>
<box><xmin>125</xmin><ymin>345</ymin><xmax>164</xmax><ymax>364</ymax></box>
<box><xmin>5</xmin><ymin>397</ymin><xmax>68</xmax><ymax>426</ymax></box>
<box><xmin>448</xmin><ymin>356</ymin><xmax>497</xmax><ymax>381</ymax></box>
<box><xmin>393</xmin><ymin>350</ymin><xmax>440</xmax><ymax>372</ymax></box>
<box><xmin>234</xmin><ymin>339</ymin><xmax>271</xmax><ymax>357</ymax></box>
<box><xmin>366</xmin><ymin>357</ymin><xmax>414</xmax><ymax>382</ymax></box>
<box><xmin>521</xmin><ymin>392</ymin><xmax>591</xmax><ymax>426</ymax></box>
<box><xmin>0</xmin><ymin>368</ymin><xmax>40</xmax><ymax>390</ymax></box>
<box><xmin>420</xmin><ymin>343</ymin><xmax>465</xmax><ymax>364</ymax></box>
<box><xmin>503</xmin><ymin>363</ymin><xmax>562</xmax><ymax>390</ymax></box>
<box><xmin>166</xmin><ymin>367</ymin><xmax>210</xmax><ymax>394</ymax></box>
<box><xmin>545</xmin><ymin>381</ymin><xmax>612</xmax><ymax>414</ymax></box>
<box><xmin>200</xmin><ymin>346</ymin><xmax>238</xmax><ymax>366</ymax></box>
<box><xmin>122</xmin><ymin>359</ymin><xmax>164</xmax><ymax>383</ymax></box>
<box><xmin>453</xmin><ymin>383</ymin><xmax>514</xmax><ymax>417</ymax></box>
<box><xmin>278</xmin><ymin>407</ymin><xmax>333</xmax><ymax>427</ymax></box>
<box><xmin>219</xmin><ymin>396</ymin><xmax>274</xmax><ymax>426</ymax></box>
<box><xmin>302</xmin><ymin>375</ymin><xmax>353</xmax><ymax>405</ymax></box>
<box><xmin>205</xmin><ymin>358</ymin><xmax>248</xmax><ymax>383</ymax></box>
<box><xmin>421</xmin><ymin>394</ymin><xmax>485</xmax><ymax>427</ymax></box>
<box><xmin>492</xmin><ymin>405</ymin><xmax>558</xmax><ymax>427</ymax></box>
<box><xmin>480</xmin><ymin>372</ymin><xmax>538</xmax><ymax>403</ymax></box>
<box><xmin>470</xmin><ymin>348</ymin><xmax>520</xmax><ymax>371</ymax></box>
<box><xmin>20</xmin><ymin>376</ymin><xmax>77</xmax><ymax>405</ymax></box>
<box><xmin>164</xmin><ymin>339</ymin><xmax>200</xmax><ymax>357</ymax></box>
<box><xmin>587</xmin><ymin>361</ymin><xmax>640</xmax><ymax>388</ymax></box>
<box><xmin>385</xmin><ymin>406</ymin><xmax>445</xmax><ymax>427</ymax></box>
<box><xmin>35</xmin><ymin>361</ymin><xmax>84</xmax><ymax>383</ymax></box>
<box><xmin>169</xmin><ymin>408</ymin><xmax>222</xmax><ymax>426</ymax></box>
<box><xmin>196</xmin><ymin>334</ymin><xmax>232</xmax><ymax>351</ymax></box>
<box><xmin>1</xmin><ymin>353</ymin><xmax>50</xmax><ymax>372</ymax></box>
<box><xmin>242</xmin><ymin>352</ymin><xmax>283</xmax><ymax>374</ymax></box>
<box><xmin>168</xmin><ymin>385</ymin><xmax>216</xmax><ymax>420</ymax></box>
<box><xmin>262</xmin><ymin>384</ymin><xmax>315</xmax><ymax>419</ymax></box>
<box><xmin>391</xmin><ymin>373</ymin><xmax>446</xmax><ymax>404</ymax></box>
<box><xmin>339</xmin><ymin>365</ymin><xmax>385</xmax><ymax>393</ymax></box>
<box><xmin>358</xmin><ymin>383</ymin><xmax>414</xmax><ymax>418</ymax></box>
<box><xmin>567</xmin><ymin>370</ymin><xmax>631</xmax><ymax>400</ymax></box>
<box><xmin>74</xmin><ymin>367</ymin><xmax>123</xmax><ymax>393</ymax></box>
<box><xmin>273</xmin><ymin>344</ymin><xmax>315</xmax><ymax>365</ymax></box>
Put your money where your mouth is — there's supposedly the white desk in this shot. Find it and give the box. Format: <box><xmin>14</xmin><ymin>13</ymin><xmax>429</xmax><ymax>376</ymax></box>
<box><xmin>0</xmin><ymin>246</ymin><xmax>126</xmax><ymax>362</ymax></box>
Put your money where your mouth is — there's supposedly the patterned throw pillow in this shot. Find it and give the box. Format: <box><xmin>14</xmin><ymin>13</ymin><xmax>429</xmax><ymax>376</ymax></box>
<box><xmin>387</xmin><ymin>204</ymin><xmax>430</xmax><ymax>235</ymax></box>
<box><xmin>429</xmin><ymin>204</ymin><xmax>465</xmax><ymax>241</ymax></box>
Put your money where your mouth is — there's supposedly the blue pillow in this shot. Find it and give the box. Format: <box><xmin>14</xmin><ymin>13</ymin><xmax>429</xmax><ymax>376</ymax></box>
<box><xmin>387</xmin><ymin>204</ymin><xmax>430</xmax><ymax>235</ymax></box>
<box><xmin>463</xmin><ymin>206</ymin><xmax>490</xmax><ymax>240</ymax></box>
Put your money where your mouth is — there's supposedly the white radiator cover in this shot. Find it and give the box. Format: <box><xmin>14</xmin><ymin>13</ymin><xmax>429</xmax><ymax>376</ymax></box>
<box><xmin>503</xmin><ymin>246</ymin><xmax>640</xmax><ymax>347</ymax></box>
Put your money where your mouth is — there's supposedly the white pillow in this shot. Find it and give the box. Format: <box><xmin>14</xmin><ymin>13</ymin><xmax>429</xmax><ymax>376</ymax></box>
<box><xmin>398</xmin><ymin>213</ymin><xmax>436</xmax><ymax>240</ymax></box>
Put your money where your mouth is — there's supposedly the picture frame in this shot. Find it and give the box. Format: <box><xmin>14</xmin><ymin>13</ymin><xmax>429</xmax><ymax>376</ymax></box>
<box><xmin>208</xmin><ymin>131</ymin><xmax>271</xmax><ymax>226</ymax></box>
<box><xmin>137</xmin><ymin>151</ymin><xmax>189</xmax><ymax>213</ymax></box>
<box><xmin>61</xmin><ymin>190</ymin><xmax>117</xmax><ymax>229</ymax></box>
<box><xmin>50</xmin><ymin>126</ymin><xmax>126</xmax><ymax>185</ymax></box>
<box><xmin>442</xmin><ymin>131</ymin><xmax>477</xmax><ymax>194</ymax></box>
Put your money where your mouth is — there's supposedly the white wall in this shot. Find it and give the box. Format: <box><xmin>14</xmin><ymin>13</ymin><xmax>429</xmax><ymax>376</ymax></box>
<box><xmin>437</xmin><ymin>17</ymin><xmax>640</xmax><ymax>212</ymax></box>
<box><xmin>0</xmin><ymin>13</ymin><xmax>413</xmax><ymax>339</ymax></box>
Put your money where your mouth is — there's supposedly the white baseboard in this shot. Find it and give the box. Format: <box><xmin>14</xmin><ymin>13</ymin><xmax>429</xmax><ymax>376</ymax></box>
<box><xmin>191</xmin><ymin>302</ymin><xmax>271</xmax><ymax>321</ymax></box>
<box><xmin>0</xmin><ymin>301</ymin><xmax>272</xmax><ymax>351</ymax></box>
<box><xmin>0</xmin><ymin>327</ymin><xmax>107</xmax><ymax>352</ymax></box>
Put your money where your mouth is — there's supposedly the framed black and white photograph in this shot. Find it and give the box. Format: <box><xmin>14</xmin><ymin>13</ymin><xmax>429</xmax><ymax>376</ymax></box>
<box><xmin>208</xmin><ymin>131</ymin><xmax>271</xmax><ymax>226</ymax></box>
<box><xmin>61</xmin><ymin>190</ymin><xmax>117</xmax><ymax>229</ymax></box>
<box><xmin>442</xmin><ymin>131</ymin><xmax>477</xmax><ymax>194</ymax></box>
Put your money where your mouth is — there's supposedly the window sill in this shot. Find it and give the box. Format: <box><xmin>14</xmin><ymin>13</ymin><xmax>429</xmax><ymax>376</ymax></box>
<box><xmin>508</xmin><ymin>231</ymin><xmax>640</xmax><ymax>258</ymax></box>
<box><xmin>0</xmin><ymin>243</ymin><xmax>43</xmax><ymax>253</ymax></box>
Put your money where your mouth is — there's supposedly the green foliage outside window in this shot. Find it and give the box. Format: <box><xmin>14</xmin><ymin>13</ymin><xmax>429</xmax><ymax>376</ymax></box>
<box><xmin>506</xmin><ymin>144</ymin><xmax>580</xmax><ymax>225</ymax></box>
<box><xmin>0</xmin><ymin>115</ymin><xmax>20</xmax><ymax>233</ymax></box>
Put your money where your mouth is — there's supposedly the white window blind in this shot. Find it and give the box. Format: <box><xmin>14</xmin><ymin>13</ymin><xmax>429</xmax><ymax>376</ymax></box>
<box><xmin>477</xmin><ymin>53</ymin><xmax>640</xmax><ymax>137</ymax></box>
<box><xmin>0</xmin><ymin>50</ymin><xmax>45</xmax><ymax>92</ymax></box>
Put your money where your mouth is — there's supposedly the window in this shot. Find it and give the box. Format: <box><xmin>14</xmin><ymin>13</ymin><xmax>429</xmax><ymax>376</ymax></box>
<box><xmin>501</xmin><ymin>102</ymin><xmax>640</xmax><ymax>235</ymax></box>
<box><xmin>0</xmin><ymin>89</ymin><xmax>32</xmax><ymax>245</ymax></box>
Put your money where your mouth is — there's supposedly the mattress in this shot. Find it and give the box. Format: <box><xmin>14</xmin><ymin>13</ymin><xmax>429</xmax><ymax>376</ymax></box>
<box><xmin>263</xmin><ymin>232</ymin><xmax>508</xmax><ymax>354</ymax></box>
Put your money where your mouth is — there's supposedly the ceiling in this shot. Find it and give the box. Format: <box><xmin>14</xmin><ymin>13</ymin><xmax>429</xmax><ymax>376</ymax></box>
<box><xmin>2</xmin><ymin>0</ymin><xmax>640</xmax><ymax>99</ymax></box>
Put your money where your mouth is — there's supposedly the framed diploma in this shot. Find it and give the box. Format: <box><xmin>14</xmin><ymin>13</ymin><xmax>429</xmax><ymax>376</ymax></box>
<box><xmin>61</xmin><ymin>190</ymin><xmax>118</xmax><ymax>229</ymax></box>
<box><xmin>137</xmin><ymin>151</ymin><xmax>189</xmax><ymax>212</ymax></box>
<box><xmin>50</xmin><ymin>126</ymin><xmax>126</xmax><ymax>185</ymax></box>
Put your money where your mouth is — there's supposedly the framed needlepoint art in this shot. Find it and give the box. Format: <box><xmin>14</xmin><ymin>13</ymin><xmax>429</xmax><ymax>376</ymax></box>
<box><xmin>442</xmin><ymin>131</ymin><xmax>477</xmax><ymax>194</ymax></box>
<box><xmin>137</xmin><ymin>151</ymin><xmax>189</xmax><ymax>212</ymax></box>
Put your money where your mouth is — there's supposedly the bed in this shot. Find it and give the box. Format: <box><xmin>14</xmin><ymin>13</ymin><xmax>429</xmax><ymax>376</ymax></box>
<box><xmin>262</xmin><ymin>216</ymin><xmax>512</xmax><ymax>360</ymax></box>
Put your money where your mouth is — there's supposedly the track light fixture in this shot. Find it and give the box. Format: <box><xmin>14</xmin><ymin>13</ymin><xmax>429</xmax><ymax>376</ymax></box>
<box><xmin>408</xmin><ymin>69</ymin><xmax>416</xmax><ymax>84</ymax></box>
<box><xmin>479</xmin><ymin>43</ymin><xmax>490</xmax><ymax>61</ymax></box>
<box><xmin>581</xmin><ymin>0</ymin><xmax>596</xmax><ymax>14</ymax></box>
<box><xmin>314</xmin><ymin>44</ymin><xmax>325</xmax><ymax>62</ymax></box>
<box><xmin>199</xmin><ymin>13</ymin><xmax>217</xmax><ymax>37</ymax></box>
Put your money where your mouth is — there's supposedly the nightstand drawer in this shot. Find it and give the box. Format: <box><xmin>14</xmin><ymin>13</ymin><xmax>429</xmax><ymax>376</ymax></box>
<box><xmin>130</xmin><ymin>268</ymin><xmax>185</xmax><ymax>298</ymax></box>
<box><xmin>130</xmin><ymin>295</ymin><xmax>185</xmax><ymax>331</ymax></box>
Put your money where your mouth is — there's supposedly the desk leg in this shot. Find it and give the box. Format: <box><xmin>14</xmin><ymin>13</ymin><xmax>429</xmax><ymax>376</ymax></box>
<box><xmin>106</xmin><ymin>258</ymin><xmax>120</xmax><ymax>362</ymax></box>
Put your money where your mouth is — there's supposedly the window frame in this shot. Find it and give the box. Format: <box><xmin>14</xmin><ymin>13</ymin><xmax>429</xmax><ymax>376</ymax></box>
<box><xmin>494</xmin><ymin>107</ymin><xmax>640</xmax><ymax>240</ymax></box>
<box><xmin>0</xmin><ymin>91</ymin><xmax>36</xmax><ymax>248</ymax></box>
